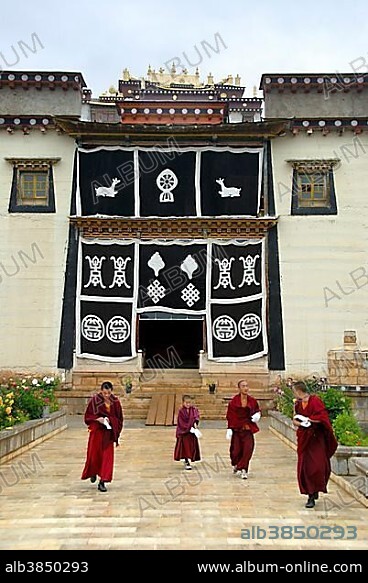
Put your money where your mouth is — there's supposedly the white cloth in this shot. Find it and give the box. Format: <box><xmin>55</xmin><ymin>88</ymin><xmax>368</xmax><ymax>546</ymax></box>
<box><xmin>294</xmin><ymin>414</ymin><xmax>311</xmax><ymax>428</ymax></box>
<box><xmin>190</xmin><ymin>427</ymin><xmax>202</xmax><ymax>439</ymax></box>
<box><xmin>251</xmin><ymin>411</ymin><xmax>261</xmax><ymax>423</ymax></box>
<box><xmin>226</xmin><ymin>428</ymin><xmax>233</xmax><ymax>440</ymax></box>
<box><xmin>103</xmin><ymin>417</ymin><xmax>112</xmax><ymax>430</ymax></box>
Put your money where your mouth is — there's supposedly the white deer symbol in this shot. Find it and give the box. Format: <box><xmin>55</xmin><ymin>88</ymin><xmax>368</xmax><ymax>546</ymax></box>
<box><xmin>216</xmin><ymin>178</ymin><xmax>241</xmax><ymax>198</ymax></box>
<box><xmin>95</xmin><ymin>177</ymin><xmax>121</xmax><ymax>198</ymax></box>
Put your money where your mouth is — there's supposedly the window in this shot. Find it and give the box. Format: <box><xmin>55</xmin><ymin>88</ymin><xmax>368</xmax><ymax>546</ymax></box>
<box><xmin>288</xmin><ymin>159</ymin><xmax>338</xmax><ymax>215</ymax></box>
<box><xmin>7</xmin><ymin>158</ymin><xmax>60</xmax><ymax>213</ymax></box>
<box><xmin>18</xmin><ymin>171</ymin><xmax>49</xmax><ymax>206</ymax></box>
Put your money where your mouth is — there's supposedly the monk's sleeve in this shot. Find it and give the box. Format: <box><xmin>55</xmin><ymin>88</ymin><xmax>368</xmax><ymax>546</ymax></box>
<box><xmin>110</xmin><ymin>399</ymin><xmax>123</xmax><ymax>444</ymax></box>
<box><xmin>84</xmin><ymin>397</ymin><xmax>100</xmax><ymax>426</ymax></box>
<box><xmin>226</xmin><ymin>402</ymin><xmax>238</xmax><ymax>429</ymax></box>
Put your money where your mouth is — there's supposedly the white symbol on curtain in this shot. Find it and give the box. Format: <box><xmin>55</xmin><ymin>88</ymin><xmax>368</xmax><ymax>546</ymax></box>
<box><xmin>238</xmin><ymin>314</ymin><xmax>262</xmax><ymax>340</ymax></box>
<box><xmin>81</xmin><ymin>315</ymin><xmax>105</xmax><ymax>342</ymax></box>
<box><xmin>148</xmin><ymin>252</ymin><xmax>165</xmax><ymax>277</ymax></box>
<box><xmin>216</xmin><ymin>178</ymin><xmax>241</xmax><ymax>198</ymax></box>
<box><xmin>238</xmin><ymin>255</ymin><xmax>260</xmax><ymax>287</ymax></box>
<box><xmin>109</xmin><ymin>256</ymin><xmax>131</xmax><ymax>289</ymax></box>
<box><xmin>180</xmin><ymin>254</ymin><xmax>199</xmax><ymax>280</ymax></box>
<box><xmin>212</xmin><ymin>315</ymin><xmax>237</xmax><ymax>342</ymax></box>
<box><xmin>95</xmin><ymin>177</ymin><xmax>121</xmax><ymax>198</ymax></box>
<box><xmin>84</xmin><ymin>256</ymin><xmax>106</xmax><ymax>288</ymax></box>
<box><xmin>147</xmin><ymin>279</ymin><xmax>166</xmax><ymax>304</ymax></box>
<box><xmin>106</xmin><ymin>316</ymin><xmax>130</xmax><ymax>343</ymax></box>
<box><xmin>156</xmin><ymin>169</ymin><xmax>178</xmax><ymax>202</ymax></box>
<box><xmin>213</xmin><ymin>258</ymin><xmax>235</xmax><ymax>289</ymax></box>
<box><xmin>181</xmin><ymin>283</ymin><xmax>200</xmax><ymax>307</ymax></box>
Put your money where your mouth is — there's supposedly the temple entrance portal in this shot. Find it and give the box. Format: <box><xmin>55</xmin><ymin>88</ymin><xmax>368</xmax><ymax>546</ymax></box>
<box><xmin>139</xmin><ymin>313</ymin><xmax>203</xmax><ymax>369</ymax></box>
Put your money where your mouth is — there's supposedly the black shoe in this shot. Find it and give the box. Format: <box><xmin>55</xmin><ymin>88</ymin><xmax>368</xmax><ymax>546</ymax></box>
<box><xmin>305</xmin><ymin>495</ymin><xmax>315</xmax><ymax>508</ymax></box>
<box><xmin>90</xmin><ymin>476</ymin><xmax>97</xmax><ymax>483</ymax></box>
<box><xmin>98</xmin><ymin>481</ymin><xmax>107</xmax><ymax>492</ymax></box>
<box><xmin>313</xmin><ymin>492</ymin><xmax>319</xmax><ymax>500</ymax></box>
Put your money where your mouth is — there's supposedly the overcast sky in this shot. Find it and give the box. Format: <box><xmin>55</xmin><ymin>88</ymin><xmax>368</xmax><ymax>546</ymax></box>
<box><xmin>1</xmin><ymin>0</ymin><xmax>368</xmax><ymax>97</ymax></box>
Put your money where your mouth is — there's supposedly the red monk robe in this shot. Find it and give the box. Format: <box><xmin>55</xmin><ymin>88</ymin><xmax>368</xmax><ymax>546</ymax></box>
<box><xmin>81</xmin><ymin>392</ymin><xmax>123</xmax><ymax>483</ymax></box>
<box><xmin>174</xmin><ymin>405</ymin><xmax>201</xmax><ymax>462</ymax></box>
<box><xmin>226</xmin><ymin>393</ymin><xmax>260</xmax><ymax>472</ymax></box>
<box><xmin>295</xmin><ymin>395</ymin><xmax>338</xmax><ymax>496</ymax></box>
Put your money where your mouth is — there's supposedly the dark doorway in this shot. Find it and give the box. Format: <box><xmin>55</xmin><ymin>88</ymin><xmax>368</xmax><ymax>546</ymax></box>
<box><xmin>139</xmin><ymin>318</ymin><xmax>203</xmax><ymax>368</ymax></box>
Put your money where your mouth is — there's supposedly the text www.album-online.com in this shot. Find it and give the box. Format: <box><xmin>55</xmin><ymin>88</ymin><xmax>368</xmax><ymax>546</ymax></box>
<box><xmin>197</xmin><ymin>561</ymin><xmax>363</xmax><ymax>574</ymax></box>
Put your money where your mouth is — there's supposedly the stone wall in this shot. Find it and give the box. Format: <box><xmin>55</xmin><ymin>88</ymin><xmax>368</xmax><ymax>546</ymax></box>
<box><xmin>0</xmin><ymin>410</ymin><xmax>67</xmax><ymax>462</ymax></box>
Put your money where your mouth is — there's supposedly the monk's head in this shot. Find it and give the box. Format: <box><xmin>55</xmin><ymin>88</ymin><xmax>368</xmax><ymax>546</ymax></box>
<box><xmin>182</xmin><ymin>394</ymin><xmax>192</xmax><ymax>408</ymax></box>
<box><xmin>292</xmin><ymin>381</ymin><xmax>308</xmax><ymax>400</ymax></box>
<box><xmin>100</xmin><ymin>381</ymin><xmax>113</xmax><ymax>401</ymax></box>
<box><xmin>238</xmin><ymin>380</ymin><xmax>249</xmax><ymax>396</ymax></box>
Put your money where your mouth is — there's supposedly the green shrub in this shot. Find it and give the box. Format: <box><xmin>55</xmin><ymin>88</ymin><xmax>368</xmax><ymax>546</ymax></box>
<box><xmin>332</xmin><ymin>412</ymin><xmax>368</xmax><ymax>446</ymax></box>
<box><xmin>319</xmin><ymin>388</ymin><xmax>352</xmax><ymax>422</ymax></box>
<box><xmin>0</xmin><ymin>375</ymin><xmax>60</xmax><ymax>430</ymax></box>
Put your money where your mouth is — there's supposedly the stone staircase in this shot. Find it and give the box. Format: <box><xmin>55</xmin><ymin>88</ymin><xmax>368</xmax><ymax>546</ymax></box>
<box><xmin>56</xmin><ymin>368</ymin><xmax>275</xmax><ymax>420</ymax></box>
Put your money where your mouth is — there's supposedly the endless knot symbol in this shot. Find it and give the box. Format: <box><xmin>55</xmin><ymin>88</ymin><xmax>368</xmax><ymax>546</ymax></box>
<box><xmin>181</xmin><ymin>283</ymin><xmax>200</xmax><ymax>307</ymax></box>
<box><xmin>147</xmin><ymin>279</ymin><xmax>166</xmax><ymax>304</ymax></box>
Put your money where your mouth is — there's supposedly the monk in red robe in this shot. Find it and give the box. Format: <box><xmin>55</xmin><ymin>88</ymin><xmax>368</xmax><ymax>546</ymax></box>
<box><xmin>226</xmin><ymin>380</ymin><xmax>261</xmax><ymax>479</ymax></box>
<box><xmin>81</xmin><ymin>381</ymin><xmax>123</xmax><ymax>492</ymax></box>
<box><xmin>174</xmin><ymin>395</ymin><xmax>201</xmax><ymax>470</ymax></box>
<box><xmin>292</xmin><ymin>381</ymin><xmax>338</xmax><ymax>508</ymax></box>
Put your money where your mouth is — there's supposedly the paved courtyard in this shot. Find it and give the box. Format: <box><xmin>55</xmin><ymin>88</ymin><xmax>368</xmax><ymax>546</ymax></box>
<box><xmin>0</xmin><ymin>416</ymin><xmax>367</xmax><ymax>551</ymax></box>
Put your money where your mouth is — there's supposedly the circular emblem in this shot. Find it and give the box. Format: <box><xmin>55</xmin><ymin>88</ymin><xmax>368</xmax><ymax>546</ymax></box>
<box><xmin>212</xmin><ymin>315</ymin><xmax>237</xmax><ymax>342</ymax></box>
<box><xmin>81</xmin><ymin>315</ymin><xmax>105</xmax><ymax>342</ymax></box>
<box><xmin>106</xmin><ymin>316</ymin><xmax>130</xmax><ymax>343</ymax></box>
<box><xmin>238</xmin><ymin>313</ymin><xmax>262</xmax><ymax>340</ymax></box>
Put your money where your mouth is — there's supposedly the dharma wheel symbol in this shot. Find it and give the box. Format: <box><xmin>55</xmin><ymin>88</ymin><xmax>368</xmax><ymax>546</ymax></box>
<box><xmin>156</xmin><ymin>169</ymin><xmax>178</xmax><ymax>202</ymax></box>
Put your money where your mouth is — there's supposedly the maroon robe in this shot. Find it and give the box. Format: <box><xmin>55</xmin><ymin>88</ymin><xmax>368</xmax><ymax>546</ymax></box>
<box><xmin>226</xmin><ymin>394</ymin><xmax>260</xmax><ymax>472</ymax></box>
<box><xmin>295</xmin><ymin>395</ymin><xmax>338</xmax><ymax>495</ymax></box>
<box><xmin>174</xmin><ymin>405</ymin><xmax>201</xmax><ymax>462</ymax></box>
<box><xmin>81</xmin><ymin>392</ymin><xmax>123</xmax><ymax>483</ymax></box>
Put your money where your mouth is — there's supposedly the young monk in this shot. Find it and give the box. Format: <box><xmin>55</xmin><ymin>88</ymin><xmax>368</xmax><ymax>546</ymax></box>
<box><xmin>81</xmin><ymin>381</ymin><xmax>123</xmax><ymax>492</ymax></box>
<box><xmin>226</xmin><ymin>379</ymin><xmax>261</xmax><ymax>479</ymax></box>
<box><xmin>174</xmin><ymin>394</ymin><xmax>201</xmax><ymax>470</ymax></box>
<box><xmin>292</xmin><ymin>381</ymin><xmax>338</xmax><ymax>508</ymax></box>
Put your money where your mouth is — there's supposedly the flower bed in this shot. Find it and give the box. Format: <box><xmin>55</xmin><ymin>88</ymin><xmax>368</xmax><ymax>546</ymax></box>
<box><xmin>0</xmin><ymin>375</ymin><xmax>60</xmax><ymax>431</ymax></box>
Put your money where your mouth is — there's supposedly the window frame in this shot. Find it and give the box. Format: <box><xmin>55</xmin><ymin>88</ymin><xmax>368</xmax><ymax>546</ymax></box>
<box><xmin>288</xmin><ymin>159</ymin><xmax>338</xmax><ymax>216</ymax></box>
<box><xmin>7</xmin><ymin>158</ymin><xmax>60</xmax><ymax>213</ymax></box>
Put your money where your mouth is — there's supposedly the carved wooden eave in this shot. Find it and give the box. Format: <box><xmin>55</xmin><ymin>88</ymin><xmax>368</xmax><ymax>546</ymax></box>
<box><xmin>55</xmin><ymin>117</ymin><xmax>290</xmax><ymax>146</ymax></box>
<box><xmin>69</xmin><ymin>216</ymin><xmax>278</xmax><ymax>239</ymax></box>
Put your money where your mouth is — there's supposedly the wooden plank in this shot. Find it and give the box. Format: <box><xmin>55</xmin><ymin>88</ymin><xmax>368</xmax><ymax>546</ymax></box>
<box><xmin>155</xmin><ymin>395</ymin><xmax>169</xmax><ymax>425</ymax></box>
<box><xmin>165</xmin><ymin>394</ymin><xmax>175</xmax><ymax>425</ymax></box>
<box><xmin>145</xmin><ymin>394</ymin><xmax>160</xmax><ymax>425</ymax></box>
<box><xmin>173</xmin><ymin>394</ymin><xmax>182</xmax><ymax>426</ymax></box>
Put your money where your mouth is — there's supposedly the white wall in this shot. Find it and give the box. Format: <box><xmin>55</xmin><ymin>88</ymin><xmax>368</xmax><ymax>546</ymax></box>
<box><xmin>272</xmin><ymin>131</ymin><xmax>368</xmax><ymax>375</ymax></box>
<box><xmin>0</xmin><ymin>131</ymin><xmax>75</xmax><ymax>372</ymax></box>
